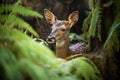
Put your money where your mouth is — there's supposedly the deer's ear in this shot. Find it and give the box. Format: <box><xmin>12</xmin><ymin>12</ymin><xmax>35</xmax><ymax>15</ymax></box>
<box><xmin>68</xmin><ymin>11</ymin><xmax>79</xmax><ymax>27</ymax></box>
<box><xmin>44</xmin><ymin>9</ymin><xmax>57</xmax><ymax>24</ymax></box>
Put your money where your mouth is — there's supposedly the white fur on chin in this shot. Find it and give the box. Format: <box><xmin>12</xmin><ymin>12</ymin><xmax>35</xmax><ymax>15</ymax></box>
<box><xmin>56</xmin><ymin>41</ymin><xmax>65</xmax><ymax>47</ymax></box>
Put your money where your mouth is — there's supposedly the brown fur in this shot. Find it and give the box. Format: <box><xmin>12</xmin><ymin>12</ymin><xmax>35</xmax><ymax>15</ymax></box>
<box><xmin>44</xmin><ymin>9</ymin><xmax>85</xmax><ymax>59</ymax></box>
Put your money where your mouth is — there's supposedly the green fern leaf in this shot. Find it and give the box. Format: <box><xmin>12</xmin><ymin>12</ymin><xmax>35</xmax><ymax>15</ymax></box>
<box><xmin>0</xmin><ymin>26</ymin><xmax>58</xmax><ymax>66</ymax></box>
<box><xmin>0</xmin><ymin>48</ymin><xmax>24</xmax><ymax>80</ymax></box>
<box><xmin>0</xmin><ymin>15</ymin><xmax>38</xmax><ymax>37</ymax></box>
<box><xmin>103</xmin><ymin>23</ymin><xmax>120</xmax><ymax>52</ymax></box>
<box><xmin>62</xmin><ymin>57</ymin><xmax>102</xmax><ymax>80</ymax></box>
<box><xmin>0</xmin><ymin>26</ymin><xmax>31</xmax><ymax>40</ymax></box>
<box><xmin>0</xmin><ymin>4</ymin><xmax>43</xmax><ymax>18</ymax></box>
<box><xmin>88</xmin><ymin>0</ymin><xmax>102</xmax><ymax>41</ymax></box>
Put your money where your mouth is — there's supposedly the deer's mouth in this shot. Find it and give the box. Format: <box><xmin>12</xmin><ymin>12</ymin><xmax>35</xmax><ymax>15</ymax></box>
<box><xmin>46</xmin><ymin>38</ymin><xmax>56</xmax><ymax>44</ymax></box>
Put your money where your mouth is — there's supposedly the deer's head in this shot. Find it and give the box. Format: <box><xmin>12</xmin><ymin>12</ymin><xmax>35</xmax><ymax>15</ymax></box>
<box><xmin>44</xmin><ymin>9</ymin><xmax>79</xmax><ymax>46</ymax></box>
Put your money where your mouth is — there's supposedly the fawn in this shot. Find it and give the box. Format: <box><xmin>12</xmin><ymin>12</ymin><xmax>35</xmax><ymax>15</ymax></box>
<box><xmin>44</xmin><ymin>9</ymin><xmax>86</xmax><ymax>59</ymax></box>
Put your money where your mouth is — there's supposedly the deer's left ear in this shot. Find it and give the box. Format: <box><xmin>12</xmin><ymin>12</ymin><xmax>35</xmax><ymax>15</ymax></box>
<box><xmin>44</xmin><ymin>9</ymin><xmax>57</xmax><ymax>25</ymax></box>
<box><xmin>68</xmin><ymin>11</ymin><xmax>79</xmax><ymax>27</ymax></box>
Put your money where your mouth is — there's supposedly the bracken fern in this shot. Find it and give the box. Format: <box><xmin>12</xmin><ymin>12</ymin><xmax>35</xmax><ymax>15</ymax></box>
<box><xmin>0</xmin><ymin>3</ymin><xmax>43</xmax><ymax>37</ymax></box>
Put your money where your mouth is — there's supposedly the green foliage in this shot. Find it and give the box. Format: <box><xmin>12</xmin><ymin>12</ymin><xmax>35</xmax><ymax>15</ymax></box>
<box><xmin>0</xmin><ymin>4</ymin><xmax>43</xmax><ymax>18</ymax></box>
<box><xmin>102</xmin><ymin>0</ymin><xmax>120</xmax><ymax>53</ymax></box>
<box><xmin>0</xmin><ymin>26</ymin><xmax>102</xmax><ymax>80</ymax></box>
<box><xmin>0</xmin><ymin>14</ymin><xmax>38</xmax><ymax>37</ymax></box>
<box><xmin>88</xmin><ymin>0</ymin><xmax>102</xmax><ymax>41</ymax></box>
<box><xmin>83</xmin><ymin>12</ymin><xmax>92</xmax><ymax>33</ymax></box>
<box><xmin>103</xmin><ymin>0</ymin><xmax>113</xmax><ymax>7</ymax></box>
<box><xmin>69</xmin><ymin>33</ymin><xmax>86</xmax><ymax>43</ymax></box>
<box><xmin>63</xmin><ymin>57</ymin><xmax>102</xmax><ymax>80</ymax></box>
<box><xmin>82</xmin><ymin>0</ymin><xmax>102</xmax><ymax>51</ymax></box>
<box><xmin>83</xmin><ymin>0</ymin><xmax>120</xmax><ymax>54</ymax></box>
<box><xmin>83</xmin><ymin>0</ymin><xmax>102</xmax><ymax>41</ymax></box>
<box><xmin>0</xmin><ymin>26</ymin><xmax>60</xmax><ymax>80</ymax></box>
<box><xmin>103</xmin><ymin>19</ymin><xmax>120</xmax><ymax>53</ymax></box>
<box><xmin>0</xmin><ymin>1</ymin><xmax>102</xmax><ymax>80</ymax></box>
<box><xmin>0</xmin><ymin>3</ymin><xmax>43</xmax><ymax>37</ymax></box>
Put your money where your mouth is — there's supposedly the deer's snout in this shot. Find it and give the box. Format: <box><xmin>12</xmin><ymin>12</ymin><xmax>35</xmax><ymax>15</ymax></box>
<box><xmin>46</xmin><ymin>35</ymin><xmax>55</xmax><ymax>43</ymax></box>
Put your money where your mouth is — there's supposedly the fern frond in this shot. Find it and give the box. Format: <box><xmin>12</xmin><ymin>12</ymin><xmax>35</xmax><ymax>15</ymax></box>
<box><xmin>0</xmin><ymin>4</ymin><xmax>43</xmax><ymax>18</ymax></box>
<box><xmin>103</xmin><ymin>23</ymin><xmax>120</xmax><ymax>52</ymax></box>
<box><xmin>88</xmin><ymin>0</ymin><xmax>102</xmax><ymax>41</ymax></box>
<box><xmin>82</xmin><ymin>12</ymin><xmax>92</xmax><ymax>33</ymax></box>
<box><xmin>0</xmin><ymin>15</ymin><xmax>38</xmax><ymax>37</ymax></box>
<box><xmin>103</xmin><ymin>0</ymin><xmax>113</xmax><ymax>7</ymax></box>
<box><xmin>103</xmin><ymin>0</ymin><xmax>120</xmax><ymax>53</ymax></box>
<box><xmin>0</xmin><ymin>48</ymin><xmax>24</xmax><ymax>80</ymax></box>
<box><xmin>0</xmin><ymin>26</ymin><xmax>31</xmax><ymax>40</ymax></box>
<box><xmin>0</xmin><ymin>26</ymin><xmax>58</xmax><ymax>66</ymax></box>
<box><xmin>63</xmin><ymin>57</ymin><xmax>102</xmax><ymax>80</ymax></box>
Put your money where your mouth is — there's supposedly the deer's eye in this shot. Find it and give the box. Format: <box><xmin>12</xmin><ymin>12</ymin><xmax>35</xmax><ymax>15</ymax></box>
<box><xmin>61</xmin><ymin>28</ymin><xmax>66</xmax><ymax>32</ymax></box>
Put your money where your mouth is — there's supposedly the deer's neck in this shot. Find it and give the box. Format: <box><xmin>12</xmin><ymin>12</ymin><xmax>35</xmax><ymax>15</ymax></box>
<box><xmin>56</xmin><ymin>35</ymin><xmax>71</xmax><ymax>58</ymax></box>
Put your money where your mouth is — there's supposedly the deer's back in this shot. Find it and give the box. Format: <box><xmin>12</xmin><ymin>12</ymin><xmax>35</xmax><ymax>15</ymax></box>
<box><xmin>69</xmin><ymin>42</ymin><xmax>86</xmax><ymax>54</ymax></box>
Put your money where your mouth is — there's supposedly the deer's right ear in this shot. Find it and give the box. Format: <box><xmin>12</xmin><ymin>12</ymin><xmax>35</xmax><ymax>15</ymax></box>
<box><xmin>44</xmin><ymin>9</ymin><xmax>57</xmax><ymax>24</ymax></box>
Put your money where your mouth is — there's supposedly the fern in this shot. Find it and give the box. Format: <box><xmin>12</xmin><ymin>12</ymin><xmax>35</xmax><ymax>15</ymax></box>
<box><xmin>0</xmin><ymin>26</ymin><xmax>103</xmax><ymax>80</ymax></box>
<box><xmin>63</xmin><ymin>57</ymin><xmax>102</xmax><ymax>80</ymax></box>
<box><xmin>88</xmin><ymin>0</ymin><xmax>102</xmax><ymax>41</ymax></box>
<box><xmin>82</xmin><ymin>0</ymin><xmax>102</xmax><ymax>41</ymax></box>
<box><xmin>0</xmin><ymin>26</ymin><xmax>102</xmax><ymax>80</ymax></box>
<box><xmin>82</xmin><ymin>0</ymin><xmax>102</xmax><ymax>51</ymax></box>
<box><xmin>69</xmin><ymin>33</ymin><xmax>86</xmax><ymax>43</ymax></box>
<box><xmin>0</xmin><ymin>4</ymin><xmax>43</xmax><ymax>18</ymax></box>
<box><xmin>0</xmin><ymin>3</ymin><xmax>43</xmax><ymax>37</ymax></box>
<box><xmin>103</xmin><ymin>21</ymin><xmax>120</xmax><ymax>53</ymax></box>
<box><xmin>103</xmin><ymin>0</ymin><xmax>113</xmax><ymax>7</ymax></box>
<box><xmin>0</xmin><ymin>26</ymin><xmax>62</xmax><ymax>80</ymax></box>
<box><xmin>82</xmin><ymin>12</ymin><xmax>92</xmax><ymax>33</ymax></box>
<box><xmin>0</xmin><ymin>15</ymin><xmax>38</xmax><ymax>36</ymax></box>
<box><xmin>0</xmin><ymin>26</ymin><xmax>57</xmax><ymax>63</ymax></box>
<box><xmin>103</xmin><ymin>0</ymin><xmax>120</xmax><ymax>53</ymax></box>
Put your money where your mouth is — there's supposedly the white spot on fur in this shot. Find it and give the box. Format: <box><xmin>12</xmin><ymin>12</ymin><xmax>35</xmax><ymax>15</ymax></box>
<box><xmin>56</xmin><ymin>41</ymin><xmax>65</xmax><ymax>47</ymax></box>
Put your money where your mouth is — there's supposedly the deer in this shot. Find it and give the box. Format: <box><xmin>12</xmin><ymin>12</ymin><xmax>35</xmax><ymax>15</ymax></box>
<box><xmin>44</xmin><ymin>9</ymin><xmax>86</xmax><ymax>60</ymax></box>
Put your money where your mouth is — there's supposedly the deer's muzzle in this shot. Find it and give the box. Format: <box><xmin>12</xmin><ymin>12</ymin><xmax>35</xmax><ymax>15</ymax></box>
<box><xmin>46</xmin><ymin>35</ymin><xmax>56</xmax><ymax>43</ymax></box>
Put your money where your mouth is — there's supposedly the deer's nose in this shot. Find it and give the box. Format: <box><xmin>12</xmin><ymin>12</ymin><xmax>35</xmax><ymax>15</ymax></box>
<box><xmin>46</xmin><ymin>35</ymin><xmax>55</xmax><ymax>43</ymax></box>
